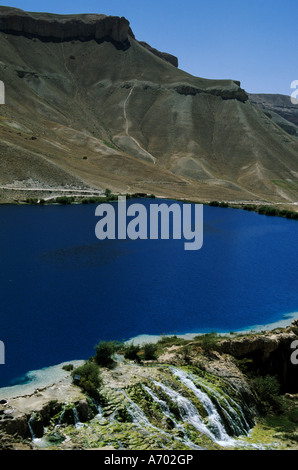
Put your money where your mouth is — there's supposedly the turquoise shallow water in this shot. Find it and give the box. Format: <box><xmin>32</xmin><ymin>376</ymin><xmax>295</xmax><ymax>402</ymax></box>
<box><xmin>0</xmin><ymin>200</ymin><xmax>297</xmax><ymax>387</ymax></box>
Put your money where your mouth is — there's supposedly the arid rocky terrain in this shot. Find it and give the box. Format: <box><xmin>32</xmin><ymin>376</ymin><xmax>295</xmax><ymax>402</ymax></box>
<box><xmin>0</xmin><ymin>7</ymin><xmax>297</xmax><ymax>207</ymax></box>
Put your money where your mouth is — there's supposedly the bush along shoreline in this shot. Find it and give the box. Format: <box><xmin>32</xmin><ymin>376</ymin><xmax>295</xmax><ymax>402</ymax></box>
<box><xmin>208</xmin><ymin>200</ymin><xmax>298</xmax><ymax>220</ymax></box>
<box><xmin>22</xmin><ymin>190</ymin><xmax>298</xmax><ymax>222</ymax></box>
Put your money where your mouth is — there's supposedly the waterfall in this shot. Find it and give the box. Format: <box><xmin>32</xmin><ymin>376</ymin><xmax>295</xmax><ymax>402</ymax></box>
<box><xmin>28</xmin><ymin>412</ymin><xmax>44</xmax><ymax>443</ymax></box>
<box><xmin>171</xmin><ymin>368</ymin><xmax>251</xmax><ymax>442</ymax></box>
<box><xmin>142</xmin><ymin>384</ymin><xmax>202</xmax><ymax>450</ymax></box>
<box><xmin>57</xmin><ymin>404</ymin><xmax>66</xmax><ymax>426</ymax></box>
<box><xmin>72</xmin><ymin>406</ymin><xmax>83</xmax><ymax>429</ymax></box>
<box><xmin>152</xmin><ymin>380</ymin><xmax>217</xmax><ymax>442</ymax></box>
<box><xmin>91</xmin><ymin>398</ymin><xmax>105</xmax><ymax>421</ymax></box>
<box><xmin>28</xmin><ymin>413</ymin><xmax>36</xmax><ymax>440</ymax></box>
<box><xmin>121</xmin><ymin>390</ymin><xmax>201</xmax><ymax>450</ymax></box>
<box><xmin>121</xmin><ymin>391</ymin><xmax>152</xmax><ymax>427</ymax></box>
<box><xmin>64</xmin><ymin>366</ymin><xmax>253</xmax><ymax>450</ymax></box>
<box><xmin>189</xmin><ymin>375</ymin><xmax>251</xmax><ymax>436</ymax></box>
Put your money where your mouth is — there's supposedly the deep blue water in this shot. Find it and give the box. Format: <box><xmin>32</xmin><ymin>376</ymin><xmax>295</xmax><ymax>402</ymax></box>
<box><xmin>0</xmin><ymin>199</ymin><xmax>297</xmax><ymax>387</ymax></box>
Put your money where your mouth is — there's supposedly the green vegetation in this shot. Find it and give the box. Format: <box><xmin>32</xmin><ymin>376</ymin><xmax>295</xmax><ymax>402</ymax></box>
<box><xmin>41</xmin><ymin>327</ymin><xmax>298</xmax><ymax>450</ymax></box>
<box><xmin>102</xmin><ymin>140</ymin><xmax>118</xmax><ymax>150</ymax></box>
<box><xmin>22</xmin><ymin>192</ymin><xmax>298</xmax><ymax>221</ymax></box>
<box><xmin>23</xmin><ymin>191</ymin><xmax>158</xmax><ymax>206</ymax></box>
<box><xmin>94</xmin><ymin>340</ymin><xmax>119</xmax><ymax>368</ymax></box>
<box><xmin>54</xmin><ymin>196</ymin><xmax>75</xmax><ymax>205</ymax></box>
<box><xmin>194</xmin><ymin>332</ymin><xmax>220</xmax><ymax>352</ymax></box>
<box><xmin>121</xmin><ymin>342</ymin><xmax>158</xmax><ymax>362</ymax></box>
<box><xmin>71</xmin><ymin>360</ymin><xmax>102</xmax><ymax>397</ymax></box>
<box><xmin>209</xmin><ymin>201</ymin><xmax>229</xmax><ymax>207</ymax></box>
<box><xmin>25</xmin><ymin>197</ymin><xmax>39</xmax><ymax>205</ymax></box>
<box><xmin>143</xmin><ymin>343</ymin><xmax>158</xmax><ymax>360</ymax></box>
<box><xmin>123</xmin><ymin>343</ymin><xmax>141</xmax><ymax>362</ymax></box>
<box><xmin>208</xmin><ymin>200</ymin><xmax>298</xmax><ymax>220</ymax></box>
<box><xmin>272</xmin><ymin>179</ymin><xmax>298</xmax><ymax>192</ymax></box>
<box><xmin>62</xmin><ymin>363</ymin><xmax>74</xmax><ymax>372</ymax></box>
<box><xmin>251</xmin><ymin>374</ymin><xmax>281</xmax><ymax>413</ymax></box>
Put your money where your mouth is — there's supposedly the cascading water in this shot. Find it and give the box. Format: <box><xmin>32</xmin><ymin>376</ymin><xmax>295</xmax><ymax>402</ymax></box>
<box><xmin>142</xmin><ymin>384</ymin><xmax>202</xmax><ymax>449</ymax></box>
<box><xmin>177</xmin><ymin>369</ymin><xmax>252</xmax><ymax>436</ymax></box>
<box><xmin>121</xmin><ymin>390</ymin><xmax>202</xmax><ymax>450</ymax></box>
<box><xmin>28</xmin><ymin>412</ymin><xmax>45</xmax><ymax>446</ymax></box>
<box><xmin>72</xmin><ymin>406</ymin><xmax>83</xmax><ymax>429</ymax></box>
<box><xmin>28</xmin><ymin>413</ymin><xmax>37</xmax><ymax>440</ymax></box>
<box><xmin>57</xmin><ymin>403</ymin><xmax>66</xmax><ymax>426</ymax></box>
<box><xmin>152</xmin><ymin>380</ymin><xmax>218</xmax><ymax>442</ymax></box>
<box><xmin>47</xmin><ymin>367</ymin><xmax>253</xmax><ymax>450</ymax></box>
<box><xmin>170</xmin><ymin>368</ymin><xmax>251</xmax><ymax>443</ymax></box>
<box><xmin>120</xmin><ymin>367</ymin><xmax>253</xmax><ymax>448</ymax></box>
<box><xmin>121</xmin><ymin>391</ymin><xmax>155</xmax><ymax>427</ymax></box>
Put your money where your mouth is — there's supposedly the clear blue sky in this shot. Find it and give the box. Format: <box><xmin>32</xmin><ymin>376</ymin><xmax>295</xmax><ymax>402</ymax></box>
<box><xmin>2</xmin><ymin>0</ymin><xmax>297</xmax><ymax>95</ymax></box>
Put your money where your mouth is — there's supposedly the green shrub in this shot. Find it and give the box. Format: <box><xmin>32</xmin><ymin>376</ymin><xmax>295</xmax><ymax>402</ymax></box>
<box><xmin>25</xmin><ymin>197</ymin><xmax>39</xmax><ymax>205</ymax></box>
<box><xmin>198</xmin><ymin>332</ymin><xmax>219</xmax><ymax>352</ymax></box>
<box><xmin>123</xmin><ymin>344</ymin><xmax>141</xmax><ymax>361</ymax></box>
<box><xmin>143</xmin><ymin>343</ymin><xmax>158</xmax><ymax>360</ymax></box>
<box><xmin>62</xmin><ymin>363</ymin><xmax>74</xmax><ymax>372</ymax></box>
<box><xmin>54</xmin><ymin>196</ymin><xmax>74</xmax><ymax>205</ymax></box>
<box><xmin>251</xmin><ymin>374</ymin><xmax>282</xmax><ymax>413</ymax></box>
<box><xmin>72</xmin><ymin>361</ymin><xmax>102</xmax><ymax>397</ymax></box>
<box><xmin>252</xmin><ymin>375</ymin><xmax>280</xmax><ymax>402</ymax></box>
<box><xmin>94</xmin><ymin>341</ymin><xmax>118</xmax><ymax>368</ymax></box>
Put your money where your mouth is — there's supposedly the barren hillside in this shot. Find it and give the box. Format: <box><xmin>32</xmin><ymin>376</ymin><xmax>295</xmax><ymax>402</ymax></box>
<box><xmin>0</xmin><ymin>7</ymin><xmax>297</xmax><ymax>205</ymax></box>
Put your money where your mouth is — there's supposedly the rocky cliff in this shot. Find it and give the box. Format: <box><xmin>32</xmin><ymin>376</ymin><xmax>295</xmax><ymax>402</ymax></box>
<box><xmin>0</xmin><ymin>7</ymin><xmax>131</xmax><ymax>47</ymax></box>
<box><xmin>0</xmin><ymin>7</ymin><xmax>297</xmax><ymax>206</ymax></box>
<box><xmin>249</xmin><ymin>93</ymin><xmax>298</xmax><ymax>127</ymax></box>
<box><xmin>217</xmin><ymin>322</ymin><xmax>298</xmax><ymax>393</ymax></box>
<box><xmin>0</xmin><ymin>6</ymin><xmax>178</xmax><ymax>65</ymax></box>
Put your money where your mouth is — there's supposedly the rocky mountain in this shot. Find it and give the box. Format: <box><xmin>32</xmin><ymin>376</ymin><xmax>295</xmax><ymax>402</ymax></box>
<box><xmin>249</xmin><ymin>93</ymin><xmax>298</xmax><ymax>139</ymax></box>
<box><xmin>0</xmin><ymin>6</ymin><xmax>297</xmax><ymax>205</ymax></box>
<box><xmin>249</xmin><ymin>93</ymin><xmax>298</xmax><ymax>127</ymax></box>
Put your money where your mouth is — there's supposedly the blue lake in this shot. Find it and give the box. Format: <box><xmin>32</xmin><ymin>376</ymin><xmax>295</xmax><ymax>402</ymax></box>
<box><xmin>0</xmin><ymin>199</ymin><xmax>297</xmax><ymax>387</ymax></box>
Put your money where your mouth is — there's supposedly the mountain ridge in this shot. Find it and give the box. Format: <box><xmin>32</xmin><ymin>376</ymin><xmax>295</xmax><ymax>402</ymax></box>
<box><xmin>0</xmin><ymin>7</ymin><xmax>297</xmax><ymax>207</ymax></box>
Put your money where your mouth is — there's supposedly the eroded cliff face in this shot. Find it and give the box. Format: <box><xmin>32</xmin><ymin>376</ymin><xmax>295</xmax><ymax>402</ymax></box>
<box><xmin>217</xmin><ymin>321</ymin><xmax>298</xmax><ymax>393</ymax></box>
<box><xmin>0</xmin><ymin>7</ymin><xmax>131</xmax><ymax>47</ymax></box>
<box><xmin>249</xmin><ymin>93</ymin><xmax>298</xmax><ymax>127</ymax></box>
<box><xmin>0</xmin><ymin>6</ymin><xmax>179</xmax><ymax>66</ymax></box>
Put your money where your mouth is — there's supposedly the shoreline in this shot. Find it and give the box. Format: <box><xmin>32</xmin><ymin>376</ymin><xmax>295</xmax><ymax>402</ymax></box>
<box><xmin>1</xmin><ymin>311</ymin><xmax>297</xmax><ymax>400</ymax></box>
<box><xmin>126</xmin><ymin>311</ymin><xmax>298</xmax><ymax>345</ymax></box>
<box><xmin>0</xmin><ymin>192</ymin><xmax>297</xmax><ymax>221</ymax></box>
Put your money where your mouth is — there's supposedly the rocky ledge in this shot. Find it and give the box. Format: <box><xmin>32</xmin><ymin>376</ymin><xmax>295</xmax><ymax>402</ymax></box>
<box><xmin>0</xmin><ymin>6</ymin><xmax>179</xmax><ymax>66</ymax></box>
<box><xmin>0</xmin><ymin>7</ymin><xmax>131</xmax><ymax>48</ymax></box>
<box><xmin>217</xmin><ymin>320</ymin><xmax>298</xmax><ymax>392</ymax></box>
